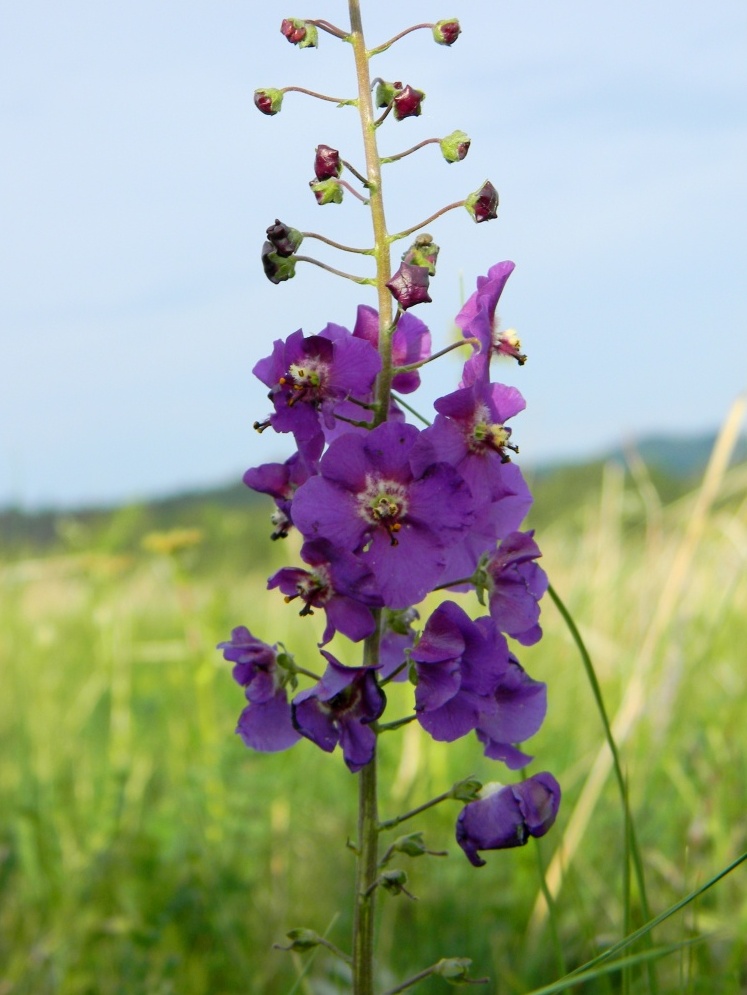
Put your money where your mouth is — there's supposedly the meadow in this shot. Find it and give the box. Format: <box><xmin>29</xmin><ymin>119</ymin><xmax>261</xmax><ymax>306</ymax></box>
<box><xmin>2</xmin><ymin>424</ymin><xmax>746</xmax><ymax>994</ymax></box>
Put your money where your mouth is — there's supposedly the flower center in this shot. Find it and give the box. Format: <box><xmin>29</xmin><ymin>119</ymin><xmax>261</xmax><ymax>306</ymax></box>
<box><xmin>279</xmin><ymin>359</ymin><xmax>327</xmax><ymax>405</ymax></box>
<box><xmin>357</xmin><ymin>476</ymin><xmax>409</xmax><ymax>547</ymax></box>
<box><xmin>469</xmin><ymin>405</ymin><xmax>518</xmax><ymax>462</ymax></box>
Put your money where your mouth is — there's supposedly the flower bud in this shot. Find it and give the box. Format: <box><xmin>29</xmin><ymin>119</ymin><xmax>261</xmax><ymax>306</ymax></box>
<box><xmin>402</xmin><ymin>234</ymin><xmax>439</xmax><ymax>276</ymax></box>
<box><xmin>433</xmin><ymin>19</ymin><xmax>461</xmax><ymax>46</ymax></box>
<box><xmin>314</xmin><ymin>144</ymin><xmax>342</xmax><ymax>181</ymax></box>
<box><xmin>375</xmin><ymin>79</ymin><xmax>401</xmax><ymax>108</ymax></box>
<box><xmin>465</xmin><ymin>180</ymin><xmax>499</xmax><ymax>223</ymax></box>
<box><xmin>393</xmin><ymin>84</ymin><xmax>425</xmax><ymax>121</ymax></box>
<box><xmin>440</xmin><ymin>129</ymin><xmax>471</xmax><ymax>163</ymax></box>
<box><xmin>266</xmin><ymin>219</ymin><xmax>303</xmax><ymax>257</ymax></box>
<box><xmin>276</xmin><ymin>928</ymin><xmax>322</xmax><ymax>951</ymax></box>
<box><xmin>386</xmin><ymin>262</ymin><xmax>432</xmax><ymax>309</ymax></box>
<box><xmin>309</xmin><ymin>178</ymin><xmax>343</xmax><ymax>205</ymax></box>
<box><xmin>450</xmin><ymin>776</ymin><xmax>483</xmax><ymax>802</ymax></box>
<box><xmin>262</xmin><ymin>241</ymin><xmax>297</xmax><ymax>284</ymax></box>
<box><xmin>254</xmin><ymin>88</ymin><xmax>284</xmax><ymax>116</ymax></box>
<box><xmin>280</xmin><ymin>18</ymin><xmax>319</xmax><ymax>48</ymax></box>
<box><xmin>433</xmin><ymin>958</ymin><xmax>477</xmax><ymax>982</ymax></box>
<box><xmin>379</xmin><ymin>869</ymin><xmax>411</xmax><ymax>896</ymax></box>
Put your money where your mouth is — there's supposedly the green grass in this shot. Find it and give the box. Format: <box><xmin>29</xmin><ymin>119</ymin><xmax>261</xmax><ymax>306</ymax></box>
<box><xmin>2</xmin><ymin>456</ymin><xmax>747</xmax><ymax>994</ymax></box>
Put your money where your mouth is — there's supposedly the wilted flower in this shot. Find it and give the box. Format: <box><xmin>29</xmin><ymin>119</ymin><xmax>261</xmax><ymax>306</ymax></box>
<box><xmin>266</xmin><ymin>219</ymin><xmax>303</xmax><ymax>257</ymax></box>
<box><xmin>456</xmin><ymin>773</ymin><xmax>561</xmax><ymax>866</ymax></box>
<box><xmin>314</xmin><ymin>144</ymin><xmax>342</xmax><ymax>180</ymax></box>
<box><xmin>261</xmin><ymin>241</ymin><xmax>297</xmax><ymax>284</ymax></box>
<box><xmin>440</xmin><ymin>129</ymin><xmax>471</xmax><ymax>163</ymax></box>
<box><xmin>310</xmin><ymin>177</ymin><xmax>344</xmax><ymax>205</ymax></box>
<box><xmin>386</xmin><ymin>262</ymin><xmax>432</xmax><ymax>309</ymax></box>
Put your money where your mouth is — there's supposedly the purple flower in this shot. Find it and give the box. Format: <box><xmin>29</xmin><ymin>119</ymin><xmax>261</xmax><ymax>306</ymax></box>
<box><xmin>243</xmin><ymin>442</ymin><xmax>322</xmax><ymax>540</ymax></box>
<box><xmin>291</xmin><ymin>421</ymin><xmax>475</xmax><ymax>609</ymax></box>
<box><xmin>484</xmin><ymin>531</ymin><xmax>548</xmax><ymax>645</ymax></box>
<box><xmin>456</xmin><ymin>773</ymin><xmax>561</xmax><ymax>866</ymax></box>
<box><xmin>378</xmin><ymin>607</ymin><xmax>419</xmax><ymax>681</ymax></box>
<box><xmin>268</xmin><ymin>538</ymin><xmax>383</xmax><ymax>645</ymax></box>
<box><xmin>411</xmin><ymin>603</ymin><xmax>510</xmax><ymax>742</ymax></box>
<box><xmin>455</xmin><ymin>262</ymin><xmax>525</xmax><ymax>383</ymax></box>
<box><xmin>292</xmin><ymin>653</ymin><xmax>386</xmax><ymax>772</ymax></box>
<box><xmin>253</xmin><ymin>326</ymin><xmax>381</xmax><ymax>454</ymax></box>
<box><xmin>386</xmin><ymin>263</ymin><xmax>432</xmax><ymax>310</ymax></box>
<box><xmin>217</xmin><ymin>627</ymin><xmax>300</xmax><ymax>752</ymax></box>
<box><xmin>474</xmin><ymin>655</ymin><xmax>547</xmax><ymax>768</ymax></box>
<box><xmin>353</xmin><ymin>305</ymin><xmax>432</xmax><ymax>394</ymax></box>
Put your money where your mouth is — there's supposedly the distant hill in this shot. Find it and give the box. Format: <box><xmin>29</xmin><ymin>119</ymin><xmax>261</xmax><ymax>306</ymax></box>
<box><xmin>1</xmin><ymin>431</ymin><xmax>744</xmax><ymax>559</ymax></box>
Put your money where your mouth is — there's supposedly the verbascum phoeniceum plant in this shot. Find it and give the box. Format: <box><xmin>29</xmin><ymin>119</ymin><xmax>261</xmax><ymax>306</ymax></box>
<box><xmin>219</xmin><ymin>5</ymin><xmax>561</xmax><ymax>992</ymax></box>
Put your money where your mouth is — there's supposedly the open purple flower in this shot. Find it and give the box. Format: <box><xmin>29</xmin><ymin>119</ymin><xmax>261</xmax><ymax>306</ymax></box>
<box><xmin>456</xmin><ymin>772</ymin><xmax>561</xmax><ymax>866</ymax></box>
<box><xmin>268</xmin><ymin>538</ymin><xmax>383</xmax><ymax>645</ymax></box>
<box><xmin>411</xmin><ymin>603</ymin><xmax>510</xmax><ymax>742</ymax></box>
<box><xmin>292</xmin><ymin>653</ymin><xmax>385</xmax><ymax>772</ymax></box>
<box><xmin>243</xmin><ymin>441</ymin><xmax>322</xmax><ymax>540</ymax></box>
<box><xmin>217</xmin><ymin>626</ymin><xmax>300</xmax><ymax>752</ymax></box>
<box><xmin>353</xmin><ymin>305</ymin><xmax>432</xmax><ymax>394</ymax></box>
<box><xmin>484</xmin><ymin>531</ymin><xmax>548</xmax><ymax>645</ymax></box>
<box><xmin>475</xmin><ymin>655</ymin><xmax>547</xmax><ymax>768</ymax></box>
<box><xmin>456</xmin><ymin>262</ymin><xmax>525</xmax><ymax>383</ymax></box>
<box><xmin>291</xmin><ymin>421</ymin><xmax>475</xmax><ymax>608</ymax></box>
<box><xmin>253</xmin><ymin>325</ymin><xmax>381</xmax><ymax>454</ymax></box>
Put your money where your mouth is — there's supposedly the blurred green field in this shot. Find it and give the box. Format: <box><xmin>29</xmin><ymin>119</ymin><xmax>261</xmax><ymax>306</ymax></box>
<box><xmin>2</xmin><ymin>445</ymin><xmax>747</xmax><ymax>994</ymax></box>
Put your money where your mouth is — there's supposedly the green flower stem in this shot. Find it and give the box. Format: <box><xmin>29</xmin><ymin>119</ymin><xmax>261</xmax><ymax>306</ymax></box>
<box><xmin>302</xmin><ymin>231</ymin><xmax>373</xmax><ymax>254</ymax></box>
<box><xmin>367</xmin><ymin>23</ymin><xmax>435</xmax><ymax>58</ymax></box>
<box><xmin>281</xmin><ymin>85</ymin><xmax>356</xmax><ymax>106</ymax></box>
<box><xmin>348</xmin><ymin>0</ymin><xmax>393</xmax><ymax>424</ymax></box>
<box><xmin>294</xmin><ymin>256</ymin><xmax>374</xmax><ymax>285</ymax></box>
<box><xmin>374</xmin><ymin>713</ymin><xmax>416</xmax><ymax>733</ymax></box>
<box><xmin>393</xmin><ymin>337</ymin><xmax>478</xmax><ymax>373</ymax></box>
<box><xmin>389</xmin><ymin>200</ymin><xmax>465</xmax><ymax>243</ymax></box>
<box><xmin>378</xmin><ymin>790</ymin><xmax>454</xmax><ymax>832</ymax></box>
<box><xmin>380</xmin><ymin>138</ymin><xmax>440</xmax><ymax>164</ymax></box>
<box><xmin>308</xmin><ymin>18</ymin><xmax>350</xmax><ymax>41</ymax></box>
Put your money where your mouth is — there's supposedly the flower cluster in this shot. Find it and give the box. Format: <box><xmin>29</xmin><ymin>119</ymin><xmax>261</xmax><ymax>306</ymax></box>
<box><xmin>220</xmin><ymin>261</ymin><xmax>560</xmax><ymax>861</ymax></box>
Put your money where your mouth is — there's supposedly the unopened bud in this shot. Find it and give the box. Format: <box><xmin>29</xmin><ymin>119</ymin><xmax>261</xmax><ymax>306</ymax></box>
<box><xmin>440</xmin><ymin>129</ymin><xmax>471</xmax><ymax>163</ymax></box>
<box><xmin>450</xmin><ymin>776</ymin><xmax>483</xmax><ymax>802</ymax></box>
<box><xmin>266</xmin><ymin>219</ymin><xmax>303</xmax><ymax>256</ymax></box>
<box><xmin>314</xmin><ymin>144</ymin><xmax>342</xmax><ymax>180</ymax></box>
<box><xmin>402</xmin><ymin>234</ymin><xmax>439</xmax><ymax>276</ymax></box>
<box><xmin>280</xmin><ymin>18</ymin><xmax>319</xmax><ymax>48</ymax></box>
<box><xmin>275</xmin><ymin>927</ymin><xmax>321</xmax><ymax>952</ymax></box>
<box><xmin>393</xmin><ymin>84</ymin><xmax>425</xmax><ymax>121</ymax></box>
<box><xmin>262</xmin><ymin>241</ymin><xmax>297</xmax><ymax>284</ymax></box>
<box><xmin>433</xmin><ymin>19</ymin><xmax>461</xmax><ymax>46</ymax></box>
<box><xmin>433</xmin><ymin>957</ymin><xmax>486</xmax><ymax>984</ymax></box>
<box><xmin>309</xmin><ymin>178</ymin><xmax>343</xmax><ymax>205</ymax></box>
<box><xmin>375</xmin><ymin>79</ymin><xmax>401</xmax><ymax>109</ymax></box>
<box><xmin>254</xmin><ymin>88</ymin><xmax>284</xmax><ymax>116</ymax></box>
<box><xmin>465</xmin><ymin>180</ymin><xmax>499</xmax><ymax>223</ymax></box>
<box><xmin>379</xmin><ymin>869</ymin><xmax>415</xmax><ymax>898</ymax></box>
<box><xmin>387</xmin><ymin>262</ymin><xmax>431</xmax><ymax>310</ymax></box>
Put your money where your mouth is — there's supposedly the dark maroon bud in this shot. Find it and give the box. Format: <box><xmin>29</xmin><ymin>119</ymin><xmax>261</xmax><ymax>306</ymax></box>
<box><xmin>266</xmin><ymin>219</ymin><xmax>304</xmax><ymax>256</ymax></box>
<box><xmin>280</xmin><ymin>18</ymin><xmax>319</xmax><ymax>48</ymax></box>
<box><xmin>262</xmin><ymin>241</ymin><xmax>297</xmax><ymax>284</ymax></box>
<box><xmin>433</xmin><ymin>19</ymin><xmax>461</xmax><ymax>46</ymax></box>
<box><xmin>393</xmin><ymin>85</ymin><xmax>425</xmax><ymax>121</ymax></box>
<box><xmin>465</xmin><ymin>180</ymin><xmax>499</xmax><ymax>223</ymax></box>
<box><xmin>386</xmin><ymin>262</ymin><xmax>432</xmax><ymax>309</ymax></box>
<box><xmin>402</xmin><ymin>234</ymin><xmax>440</xmax><ymax>276</ymax></box>
<box><xmin>314</xmin><ymin>144</ymin><xmax>342</xmax><ymax>181</ymax></box>
<box><xmin>254</xmin><ymin>88</ymin><xmax>284</xmax><ymax>116</ymax></box>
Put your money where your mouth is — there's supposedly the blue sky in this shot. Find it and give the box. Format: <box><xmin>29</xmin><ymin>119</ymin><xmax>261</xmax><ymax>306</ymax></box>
<box><xmin>2</xmin><ymin>0</ymin><xmax>746</xmax><ymax>509</ymax></box>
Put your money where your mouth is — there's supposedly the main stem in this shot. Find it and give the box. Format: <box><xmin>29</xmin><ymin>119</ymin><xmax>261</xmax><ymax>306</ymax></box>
<box><xmin>347</xmin><ymin>3</ymin><xmax>395</xmax><ymax>990</ymax></box>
